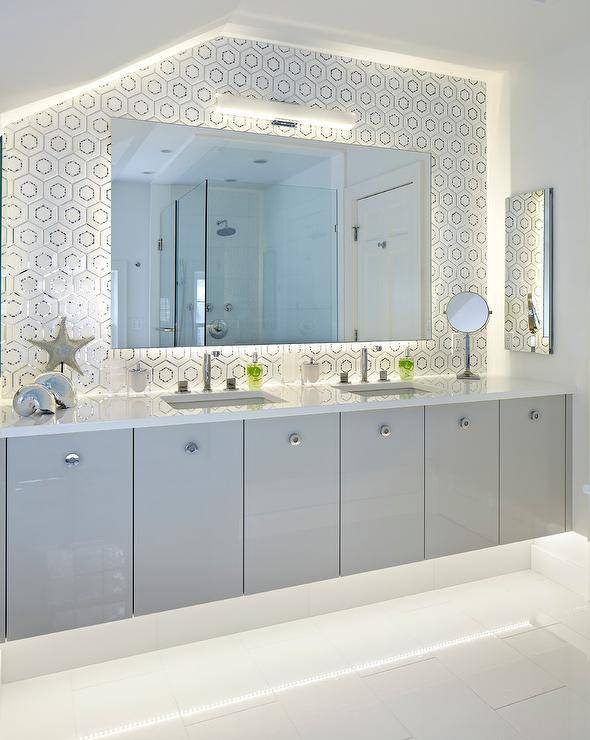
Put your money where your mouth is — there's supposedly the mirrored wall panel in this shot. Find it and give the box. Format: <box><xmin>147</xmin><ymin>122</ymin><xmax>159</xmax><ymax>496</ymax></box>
<box><xmin>504</xmin><ymin>188</ymin><xmax>553</xmax><ymax>354</ymax></box>
<box><xmin>112</xmin><ymin>119</ymin><xmax>432</xmax><ymax>348</ymax></box>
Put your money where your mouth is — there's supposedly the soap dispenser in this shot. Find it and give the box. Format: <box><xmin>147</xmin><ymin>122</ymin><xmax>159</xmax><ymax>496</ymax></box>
<box><xmin>398</xmin><ymin>346</ymin><xmax>414</xmax><ymax>381</ymax></box>
<box><xmin>246</xmin><ymin>351</ymin><xmax>264</xmax><ymax>390</ymax></box>
<box><xmin>129</xmin><ymin>362</ymin><xmax>150</xmax><ymax>393</ymax></box>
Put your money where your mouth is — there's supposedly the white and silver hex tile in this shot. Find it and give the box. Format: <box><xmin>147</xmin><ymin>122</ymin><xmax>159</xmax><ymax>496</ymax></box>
<box><xmin>1</xmin><ymin>36</ymin><xmax>487</xmax><ymax>394</ymax></box>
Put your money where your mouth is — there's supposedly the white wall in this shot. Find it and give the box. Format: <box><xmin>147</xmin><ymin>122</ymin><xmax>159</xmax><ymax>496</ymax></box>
<box><xmin>499</xmin><ymin>43</ymin><xmax>590</xmax><ymax>536</ymax></box>
<box><xmin>111</xmin><ymin>180</ymin><xmax>151</xmax><ymax>348</ymax></box>
<box><xmin>263</xmin><ymin>183</ymin><xmax>337</xmax><ymax>343</ymax></box>
<box><xmin>207</xmin><ymin>184</ymin><xmax>263</xmax><ymax>345</ymax></box>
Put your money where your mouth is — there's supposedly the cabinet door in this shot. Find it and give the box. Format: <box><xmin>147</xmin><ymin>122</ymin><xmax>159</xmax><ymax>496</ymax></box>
<box><xmin>500</xmin><ymin>395</ymin><xmax>566</xmax><ymax>544</ymax></box>
<box><xmin>0</xmin><ymin>441</ymin><xmax>5</xmax><ymax>641</ymax></box>
<box><xmin>134</xmin><ymin>421</ymin><xmax>243</xmax><ymax>616</ymax></box>
<box><xmin>7</xmin><ymin>430</ymin><xmax>133</xmax><ymax>640</ymax></box>
<box><xmin>426</xmin><ymin>401</ymin><xmax>499</xmax><ymax>558</ymax></box>
<box><xmin>341</xmin><ymin>407</ymin><xmax>424</xmax><ymax>576</ymax></box>
<box><xmin>245</xmin><ymin>413</ymin><xmax>339</xmax><ymax>594</ymax></box>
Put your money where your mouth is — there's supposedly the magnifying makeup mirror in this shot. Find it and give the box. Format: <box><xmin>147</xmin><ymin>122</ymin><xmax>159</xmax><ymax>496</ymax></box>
<box><xmin>446</xmin><ymin>291</ymin><xmax>491</xmax><ymax>380</ymax></box>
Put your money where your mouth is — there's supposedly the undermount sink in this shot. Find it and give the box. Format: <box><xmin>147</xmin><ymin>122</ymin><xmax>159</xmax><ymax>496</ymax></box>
<box><xmin>333</xmin><ymin>381</ymin><xmax>434</xmax><ymax>398</ymax></box>
<box><xmin>161</xmin><ymin>389</ymin><xmax>285</xmax><ymax>409</ymax></box>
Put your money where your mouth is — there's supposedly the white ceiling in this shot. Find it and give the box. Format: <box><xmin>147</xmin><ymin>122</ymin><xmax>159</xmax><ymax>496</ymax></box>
<box><xmin>111</xmin><ymin>118</ymin><xmax>425</xmax><ymax>186</ymax></box>
<box><xmin>2</xmin><ymin>0</ymin><xmax>589</xmax><ymax>115</ymax></box>
<box><xmin>112</xmin><ymin>118</ymin><xmax>338</xmax><ymax>185</ymax></box>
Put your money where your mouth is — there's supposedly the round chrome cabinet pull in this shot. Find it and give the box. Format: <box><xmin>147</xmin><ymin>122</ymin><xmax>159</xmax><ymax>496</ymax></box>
<box><xmin>289</xmin><ymin>433</ymin><xmax>302</xmax><ymax>447</ymax></box>
<box><xmin>64</xmin><ymin>453</ymin><xmax>81</xmax><ymax>467</ymax></box>
<box><xmin>529</xmin><ymin>410</ymin><xmax>541</xmax><ymax>422</ymax></box>
<box><xmin>459</xmin><ymin>417</ymin><xmax>471</xmax><ymax>430</ymax></box>
<box><xmin>185</xmin><ymin>442</ymin><xmax>199</xmax><ymax>454</ymax></box>
<box><xmin>379</xmin><ymin>424</ymin><xmax>392</xmax><ymax>438</ymax></box>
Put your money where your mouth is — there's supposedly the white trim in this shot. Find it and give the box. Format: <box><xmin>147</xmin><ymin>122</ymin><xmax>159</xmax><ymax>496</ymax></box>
<box><xmin>0</xmin><ymin>15</ymin><xmax>504</xmax><ymax>130</ymax></box>
<box><xmin>224</xmin><ymin>12</ymin><xmax>503</xmax><ymax>82</ymax></box>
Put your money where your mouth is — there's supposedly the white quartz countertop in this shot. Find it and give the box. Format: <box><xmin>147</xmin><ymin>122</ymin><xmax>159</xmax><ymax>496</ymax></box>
<box><xmin>0</xmin><ymin>375</ymin><xmax>572</xmax><ymax>438</ymax></box>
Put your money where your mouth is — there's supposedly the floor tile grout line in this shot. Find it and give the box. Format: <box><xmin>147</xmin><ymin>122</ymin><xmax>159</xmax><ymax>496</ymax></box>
<box><xmin>492</xmin><ymin>683</ymin><xmax>566</xmax><ymax>712</ymax></box>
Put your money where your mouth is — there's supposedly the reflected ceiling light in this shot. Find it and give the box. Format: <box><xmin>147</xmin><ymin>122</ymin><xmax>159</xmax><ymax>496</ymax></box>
<box><xmin>142</xmin><ymin>170</ymin><xmax>154</xmax><ymax>175</ymax></box>
<box><xmin>253</xmin><ymin>158</ymin><xmax>268</xmax><ymax>164</ymax></box>
<box><xmin>79</xmin><ymin>620</ymin><xmax>530</xmax><ymax>739</ymax></box>
<box><xmin>213</xmin><ymin>93</ymin><xmax>356</xmax><ymax>131</ymax></box>
<box><xmin>160</xmin><ymin>148</ymin><xmax>173</xmax><ymax>154</ymax></box>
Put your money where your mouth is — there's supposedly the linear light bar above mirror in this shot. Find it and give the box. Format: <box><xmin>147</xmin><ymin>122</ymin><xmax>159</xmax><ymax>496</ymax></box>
<box><xmin>213</xmin><ymin>93</ymin><xmax>357</xmax><ymax>130</ymax></box>
<box><xmin>111</xmin><ymin>118</ymin><xmax>432</xmax><ymax>350</ymax></box>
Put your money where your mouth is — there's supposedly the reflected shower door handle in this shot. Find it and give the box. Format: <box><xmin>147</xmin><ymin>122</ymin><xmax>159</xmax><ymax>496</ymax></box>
<box><xmin>156</xmin><ymin>327</ymin><xmax>176</xmax><ymax>333</ymax></box>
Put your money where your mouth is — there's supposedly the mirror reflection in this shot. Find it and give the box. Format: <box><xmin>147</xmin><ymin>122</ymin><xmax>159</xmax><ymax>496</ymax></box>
<box><xmin>504</xmin><ymin>188</ymin><xmax>553</xmax><ymax>354</ymax></box>
<box><xmin>111</xmin><ymin>119</ymin><xmax>432</xmax><ymax>348</ymax></box>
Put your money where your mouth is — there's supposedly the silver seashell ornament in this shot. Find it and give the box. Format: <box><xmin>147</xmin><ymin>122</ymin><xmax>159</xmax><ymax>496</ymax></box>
<box><xmin>13</xmin><ymin>384</ymin><xmax>58</xmax><ymax>417</ymax></box>
<box><xmin>34</xmin><ymin>372</ymin><xmax>77</xmax><ymax>408</ymax></box>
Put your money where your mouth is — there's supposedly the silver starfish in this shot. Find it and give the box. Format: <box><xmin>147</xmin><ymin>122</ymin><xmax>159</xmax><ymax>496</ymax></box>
<box><xmin>30</xmin><ymin>316</ymin><xmax>93</xmax><ymax>375</ymax></box>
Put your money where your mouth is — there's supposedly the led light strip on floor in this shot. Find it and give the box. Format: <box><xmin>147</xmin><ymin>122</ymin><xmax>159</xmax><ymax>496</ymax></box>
<box><xmin>80</xmin><ymin>621</ymin><xmax>532</xmax><ymax>740</ymax></box>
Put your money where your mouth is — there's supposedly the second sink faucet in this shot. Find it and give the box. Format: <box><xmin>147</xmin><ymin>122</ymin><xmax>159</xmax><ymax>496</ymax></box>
<box><xmin>202</xmin><ymin>351</ymin><xmax>220</xmax><ymax>391</ymax></box>
<box><xmin>361</xmin><ymin>345</ymin><xmax>383</xmax><ymax>382</ymax></box>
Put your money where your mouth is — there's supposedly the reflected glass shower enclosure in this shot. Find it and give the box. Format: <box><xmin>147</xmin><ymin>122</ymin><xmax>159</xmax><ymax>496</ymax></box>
<box><xmin>154</xmin><ymin>179</ymin><xmax>337</xmax><ymax>348</ymax></box>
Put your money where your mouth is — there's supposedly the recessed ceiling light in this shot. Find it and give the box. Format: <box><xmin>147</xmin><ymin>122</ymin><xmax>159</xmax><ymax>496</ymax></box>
<box><xmin>253</xmin><ymin>159</ymin><xmax>268</xmax><ymax>164</ymax></box>
<box><xmin>142</xmin><ymin>170</ymin><xmax>155</xmax><ymax>175</ymax></box>
<box><xmin>161</xmin><ymin>149</ymin><xmax>173</xmax><ymax>153</ymax></box>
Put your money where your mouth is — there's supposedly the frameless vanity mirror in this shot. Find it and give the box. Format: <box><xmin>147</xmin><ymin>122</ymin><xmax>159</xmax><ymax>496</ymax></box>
<box><xmin>111</xmin><ymin>118</ymin><xmax>432</xmax><ymax>349</ymax></box>
<box><xmin>446</xmin><ymin>291</ymin><xmax>490</xmax><ymax>380</ymax></box>
<box><xmin>505</xmin><ymin>188</ymin><xmax>553</xmax><ymax>354</ymax></box>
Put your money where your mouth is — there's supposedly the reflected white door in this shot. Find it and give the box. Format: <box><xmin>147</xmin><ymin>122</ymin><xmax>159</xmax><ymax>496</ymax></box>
<box><xmin>356</xmin><ymin>182</ymin><xmax>420</xmax><ymax>340</ymax></box>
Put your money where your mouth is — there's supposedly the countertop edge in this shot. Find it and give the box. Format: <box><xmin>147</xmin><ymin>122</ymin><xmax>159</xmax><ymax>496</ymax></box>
<box><xmin>0</xmin><ymin>376</ymin><xmax>573</xmax><ymax>438</ymax></box>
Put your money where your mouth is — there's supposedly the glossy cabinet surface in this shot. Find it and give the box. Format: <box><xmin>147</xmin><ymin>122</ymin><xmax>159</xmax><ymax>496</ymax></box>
<box><xmin>1</xmin><ymin>393</ymin><xmax>570</xmax><ymax>640</ymax></box>
<box><xmin>134</xmin><ymin>421</ymin><xmax>243</xmax><ymax>615</ymax></box>
<box><xmin>7</xmin><ymin>430</ymin><xmax>133</xmax><ymax>640</ymax></box>
<box><xmin>341</xmin><ymin>407</ymin><xmax>424</xmax><ymax>575</ymax></box>
<box><xmin>244</xmin><ymin>413</ymin><xmax>339</xmax><ymax>594</ymax></box>
<box><xmin>426</xmin><ymin>401</ymin><xmax>500</xmax><ymax>558</ymax></box>
<box><xmin>500</xmin><ymin>395</ymin><xmax>566</xmax><ymax>543</ymax></box>
<box><xmin>0</xmin><ymin>441</ymin><xmax>5</xmax><ymax>641</ymax></box>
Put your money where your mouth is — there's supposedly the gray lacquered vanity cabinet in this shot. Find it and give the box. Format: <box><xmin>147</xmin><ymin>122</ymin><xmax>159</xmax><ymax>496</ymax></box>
<box><xmin>6</xmin><ymin>430</ymin><xmax>133</xmax><ymax>640</ymax></box>
<box><xmin>500</xmin><ymin>395</ymin><xmax>566</xmax><ymax>543</ymax></box>
<box><xmin>1</xmin><ymin>392</ymin><xmax>569</xmax><ymax>641</ymax></box>
<box><xmin>244</xmin><ymin>413</ymin><xmax>340</xmax><ymax>594</ymax></box>
<box><xmin>341</xmin><ymin>407</ymin><xmax>424</xmax><ymax>575</ymax></box>
<box><xmin>425</xmin><ymin>401</ymin><xmax>500</xmax><ymax>558</ymax></box>
<box><xmin>134</xmin><ymin>421</ymin><xmax>243</xmax><ymax>615</ymax></box>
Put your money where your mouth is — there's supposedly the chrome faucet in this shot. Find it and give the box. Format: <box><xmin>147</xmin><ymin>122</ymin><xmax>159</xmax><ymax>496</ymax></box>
<box><xmin>202</xmin><ymin>351</ymin><xmax>220</xmax><ymax>391</ymax></box>
<box><xmin>361</xmin><ymin>347</ymin><xmax>369</xmax><ymax>382</ymax></box>
<box><xmin>361</xmin><ymin>345</ymin><xmax>382</xmax><ymax>383</ymax></box>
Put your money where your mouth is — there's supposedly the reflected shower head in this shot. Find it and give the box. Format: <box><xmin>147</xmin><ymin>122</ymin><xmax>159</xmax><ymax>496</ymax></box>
<box><xmin>216</xmin><ymin>219</ymin><xmax>236</xmax><ymax>237</ymax></box>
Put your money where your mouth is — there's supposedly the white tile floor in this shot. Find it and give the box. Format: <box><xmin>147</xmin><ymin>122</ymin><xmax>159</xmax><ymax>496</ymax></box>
<box><xmin>2</xmin><ymin>570</ymin><xmax>590</xmax><ymax>739</ymax></box>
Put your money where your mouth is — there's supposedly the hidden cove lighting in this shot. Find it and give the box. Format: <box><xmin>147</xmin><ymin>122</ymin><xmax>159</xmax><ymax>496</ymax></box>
<box><xmin>213</xmin><ymin>93</ymin><xmax>356</xmax><ymax>130</ymax></box>
<box><xmin>78</xmin><ymin>621</ymin><xmax>531</xmax><ymax>739</ymax></box>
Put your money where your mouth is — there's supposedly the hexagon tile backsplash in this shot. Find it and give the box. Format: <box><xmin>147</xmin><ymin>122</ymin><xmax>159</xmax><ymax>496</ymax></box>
<box><xmin>1</xmin><ymin>36</ymin><xmax>487</xmax><ymax>395</ymax></box>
